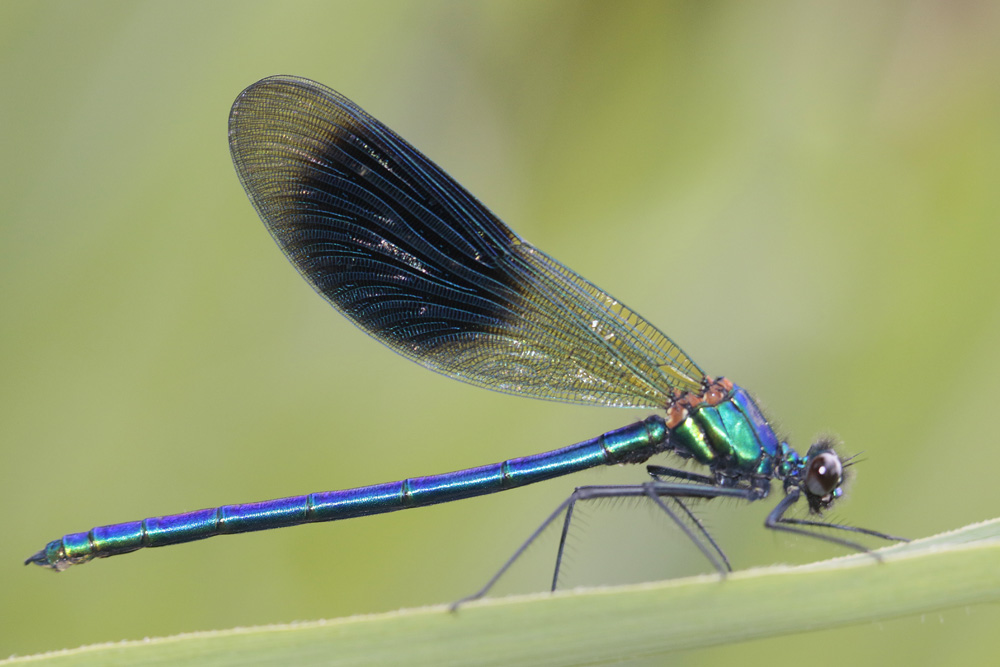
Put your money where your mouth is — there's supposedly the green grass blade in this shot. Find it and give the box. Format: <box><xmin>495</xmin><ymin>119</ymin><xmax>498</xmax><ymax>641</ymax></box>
<box><xmin>7</xmin><ymin>519</ymin><xmax>1000</xmax><ymax>667</ymax></box>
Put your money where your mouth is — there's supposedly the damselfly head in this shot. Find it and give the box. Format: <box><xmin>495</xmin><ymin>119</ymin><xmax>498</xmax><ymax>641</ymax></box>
<box><xmin>802</xmin><ymin>442</ymin><xmax>844</xmax><ymax>513</ymax></box>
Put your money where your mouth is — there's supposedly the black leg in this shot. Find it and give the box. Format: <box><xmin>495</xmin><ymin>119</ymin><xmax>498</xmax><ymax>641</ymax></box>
<box><xmin>451</xmin><ymin>491</ymin><xmax>578</xmax><ymax>610</ymax></box>
<box><xmin>551</xmin><ymin>494</ymin><xmax>577</xmax><ymax>592</ymax></box>
<box><xmin>775</xmin><ymin>516</ymin><xmax>909</xmax><ymax>543</ymax></box>
<box><xmin>647</xmin><ymin>465</ymin><xmax>715</xmax><ymax>485</ymax></box>
<box><xmin>452</xmin><ymin>482</ymin><xmax>756</xmax><ymax>610</ymax></box>
<box><xmin>670</xmin><ymin>497</ymin><xmax>732</xmax><ymax>572</ymax></box>
<box><xmin>763</xmin><ymin>489</ymin><xmax>907</xmax><ymax>557</ymax></box>
<box><xmin>641</xmin><ymin>487</ymin><xmax>728</xmax><ymax>574</ymax></box>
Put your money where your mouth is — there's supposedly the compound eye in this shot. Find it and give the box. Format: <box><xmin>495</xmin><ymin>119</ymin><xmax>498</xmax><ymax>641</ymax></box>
<box><xmin>805</xmin><ymin>451</ymin><xmax>842</xmax><ymax>497</ymax></box>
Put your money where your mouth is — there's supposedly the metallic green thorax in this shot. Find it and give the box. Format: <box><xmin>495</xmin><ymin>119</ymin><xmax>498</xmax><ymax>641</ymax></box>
<box><xmin>670</xmin><ymin>386</ymin><xmax>781</xmax><ymax>476</ymax></box>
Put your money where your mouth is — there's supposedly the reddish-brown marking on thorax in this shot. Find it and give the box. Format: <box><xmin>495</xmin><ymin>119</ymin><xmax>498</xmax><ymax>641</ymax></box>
<box><xmin>665</xmin><ymin>376</ymin><xmax>734</xmax><ymax>429</ymax></box>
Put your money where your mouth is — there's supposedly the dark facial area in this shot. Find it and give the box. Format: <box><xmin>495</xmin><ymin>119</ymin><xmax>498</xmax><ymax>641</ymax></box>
<box><xmin>804</xmin><ymin>450</ymin><xmax>843</xmax><ymax>502</ymax></box>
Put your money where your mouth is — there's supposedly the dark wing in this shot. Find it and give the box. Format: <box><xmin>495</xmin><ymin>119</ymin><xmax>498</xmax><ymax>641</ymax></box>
<box><xmin>228</xmin><ymin>76</ymin><xmax>703</xmax><ymax>408</ymax></box>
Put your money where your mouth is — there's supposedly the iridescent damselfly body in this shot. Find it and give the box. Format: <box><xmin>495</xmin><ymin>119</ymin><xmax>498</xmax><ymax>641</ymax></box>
<box><xmin>27</xmin><ymin>77</ymin><xmax>906</xmax><ymax>601</ymax></box>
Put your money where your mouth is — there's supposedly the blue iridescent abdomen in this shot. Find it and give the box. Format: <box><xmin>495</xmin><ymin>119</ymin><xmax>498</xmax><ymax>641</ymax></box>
<box><xmin>668</xmin><ymin>379</ymin><xmax>781</xmax><ymax>476</ymax></box>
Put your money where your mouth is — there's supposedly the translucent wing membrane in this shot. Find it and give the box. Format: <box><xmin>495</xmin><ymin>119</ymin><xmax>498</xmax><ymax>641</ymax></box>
<box><xmin>228</xmin><ymin>76</ymin><xmax>703</xmax><ymax>408</ymax></box>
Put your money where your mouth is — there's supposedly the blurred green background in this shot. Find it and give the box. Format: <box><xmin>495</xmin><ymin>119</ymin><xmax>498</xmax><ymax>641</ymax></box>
<box><xmin>2</xmin><ymin>0</ymin><xmax>999</xmax><ymax>663</ymax></box>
